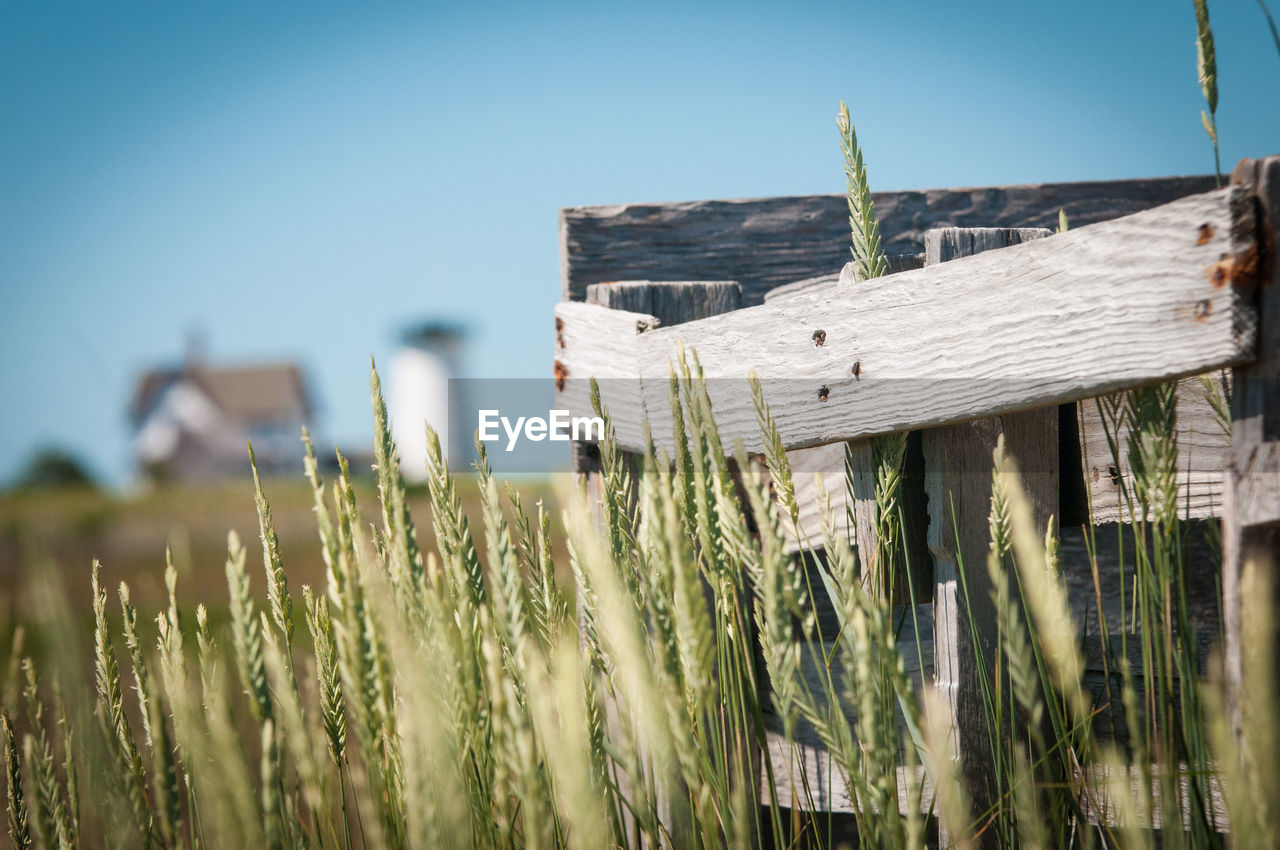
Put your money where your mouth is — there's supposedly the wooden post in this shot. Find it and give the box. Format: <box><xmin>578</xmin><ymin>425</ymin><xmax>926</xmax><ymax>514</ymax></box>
<box><xmin>922</xmin><ymin>227</ymin><xmax>1058</xmax><ymax>840</ymax></box>
<box><xmin>585</xmin><ymin>280</ymin><xmax>742</xmax><ymax>322</ymax></box>
<box><xmin>568</xmin><ymin>281</ymin><xmax>742</xmax><ymax>475</ymax></box>
<box><xmin>1223</xmin><ymin>156</ymin><xmax>1280</xmax><ymax>712</ymax></box>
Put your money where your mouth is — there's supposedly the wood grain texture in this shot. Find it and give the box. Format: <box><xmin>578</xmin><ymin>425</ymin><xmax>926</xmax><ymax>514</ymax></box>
<box><xmin>561</xmin><ymin>175</ymin><xmax>1218</xmax><ymax>305</ymax></box>
<box><xmin>603</xmin><ymin>187</ymin><xmax>1259</xmax><ymax>457</ymax></box>
<box><xmin>1078</xmin><ymin>376</ymin><xmax>1231</xmax><ymax>523</ymax></box>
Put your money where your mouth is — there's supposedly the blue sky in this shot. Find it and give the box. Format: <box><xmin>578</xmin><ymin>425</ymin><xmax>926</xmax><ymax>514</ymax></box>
<box><xmin>2</xmin><ymin>0</ymin><xmax>1277</xmax><ymax>486</ymax></box>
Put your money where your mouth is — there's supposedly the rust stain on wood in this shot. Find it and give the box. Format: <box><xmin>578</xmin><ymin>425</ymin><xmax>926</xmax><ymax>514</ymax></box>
<box><xmin>555</xmin><ymin>316</ymin><xmax>565</xmax><ymax>348</ymax></box>
<box><xmin>1197</xmin><ymin>223</ymin><xmax>1215</xmax><ymax>245</ymax></box>
<box><xmin>1194</xmin><ymin>299</ymin><xmax>1212</xmax><ymax>322</ymax></box>
<box><xmin>852</xmin><ymin>360</ymin><xmax>861</xmax><ymax>378</ymax></box>
<box><xmin>1206</xmin><ymin>242</ymin><xmax>1261</xmax><ymax>290</ymax></box>
<box><xmin>553</xmin><ymin>360</ymin><xmax>569</xmax><ymax>392</ymax></box>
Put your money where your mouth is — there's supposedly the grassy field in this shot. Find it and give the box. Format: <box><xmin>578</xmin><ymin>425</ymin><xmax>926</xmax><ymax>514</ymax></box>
<box><xmin>0</xmin><ymin>474</ymin><xmax>563</xmax><ymax>654</ymax></box>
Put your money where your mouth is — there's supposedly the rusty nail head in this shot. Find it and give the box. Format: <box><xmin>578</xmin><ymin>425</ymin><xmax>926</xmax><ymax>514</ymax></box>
<box><xmin>1197</xmin><ymin>223</ymin><xmax>1214</xmax><ymax>245</ymax></box>
<box><xmin>851</xmin><ymin>360</ymin><xmax>861</xmax><ymax>378</ymax></box>
<box><xmin>818</xmin><ymin>385</ymin><xmax>830</xmax><ymax>402</ymax></box>
<box><xmin>813</xmin><ymin>329</ymin><xmax>826</xmax><ymax>347</ymax></box>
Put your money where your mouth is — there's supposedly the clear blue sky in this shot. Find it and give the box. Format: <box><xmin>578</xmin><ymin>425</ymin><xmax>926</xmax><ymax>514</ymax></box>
<box><xmin>2</xmin><ymin>0</ymin><xmax>1277</xmax><ymax>486</ymax></box>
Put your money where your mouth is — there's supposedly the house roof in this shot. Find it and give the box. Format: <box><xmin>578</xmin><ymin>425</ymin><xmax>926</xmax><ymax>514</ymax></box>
<box><xmin>130</xmin><ymin>362</ymin><xmax>313</xmax><ymax>426</ymax></box>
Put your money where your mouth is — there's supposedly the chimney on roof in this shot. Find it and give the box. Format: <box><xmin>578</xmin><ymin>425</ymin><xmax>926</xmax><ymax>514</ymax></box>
<box><xmin>184</xmin><ymin>326</ymin><xmax>207</xmax><ymax>371</ymax></box>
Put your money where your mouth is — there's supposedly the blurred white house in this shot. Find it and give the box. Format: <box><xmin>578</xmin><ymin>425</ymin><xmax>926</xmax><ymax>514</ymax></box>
<box><xmin>388</xmin><ymin>322</ymin><xmax>465</xmax><ymax>483</ymax></box>
<box><xmin>130</xmin><ymin>358</ymin><xmax>314</xmax><ymax>483</ymax></box>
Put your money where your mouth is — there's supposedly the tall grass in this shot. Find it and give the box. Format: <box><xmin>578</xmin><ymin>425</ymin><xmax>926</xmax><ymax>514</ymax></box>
<box><xmin>1193</xmin><ymin>0</ymin><xmax>1222</xmax><ymax>185</ymax></box>
<box><xmin>0</xmin><ymin>351</ymin><xmax>1262</xmax><ymax>848</ymax></box>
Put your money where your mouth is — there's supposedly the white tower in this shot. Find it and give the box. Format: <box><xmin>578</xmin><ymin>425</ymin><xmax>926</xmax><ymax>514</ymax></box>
<box><xmin>388</xmin><ymin>322</ymin><xmax>464</xmax><ymax>483</ymax></box>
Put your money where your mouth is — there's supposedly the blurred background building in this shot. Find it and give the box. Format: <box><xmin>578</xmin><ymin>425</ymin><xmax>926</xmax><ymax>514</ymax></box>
<box><xmin>130</xmin><ymin>346</ymin><xmax>315</xmax><ymax>484</ymax></box>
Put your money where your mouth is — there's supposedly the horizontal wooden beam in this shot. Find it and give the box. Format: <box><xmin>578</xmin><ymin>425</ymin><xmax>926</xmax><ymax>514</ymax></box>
<box><xmin>556</xmin><ymin>186</ymin><xmax>1262</xmax><ymax>456</ymax></box>
<box><xmin>561</xmin><ymin>174</ymin><xmax>1218</xmax><ymax>306</ymax></box>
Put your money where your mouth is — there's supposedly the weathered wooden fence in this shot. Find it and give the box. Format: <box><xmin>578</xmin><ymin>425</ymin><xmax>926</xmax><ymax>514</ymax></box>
<box><xmin>552</xmin><ymin>157</ymin><xmax>1280</xmax><ymax>835</ymax></box>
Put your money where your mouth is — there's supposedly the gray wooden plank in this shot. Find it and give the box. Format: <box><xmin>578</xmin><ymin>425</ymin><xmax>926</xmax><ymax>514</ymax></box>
<box><xmin>561</xmin><ymin>175</ymin><xmax>1218</xmax><ymax>305</ymax></box>
<box><xmin>582</xmin><ymin>187</ymin><xmax>1259</xmax><ymax>457</ymax></box>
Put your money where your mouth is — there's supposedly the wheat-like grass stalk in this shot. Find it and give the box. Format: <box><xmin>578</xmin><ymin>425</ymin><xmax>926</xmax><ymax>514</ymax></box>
<box><xmin>143</xmin><ymin>686</ymin><xmax>181</xmax><ymax>848</ymax></box>
<box><xmin>993</xmin><ymin>440</ymin><xmax>1089</xmax><ymax>727</ymax></box>
<box><xmin>475</xmin><ymin>443</ymin><xmax>532</xmax><ymax>661</ymax></box>
<box><xmin>302</xmin><ymin>586</ymin><xmax>347</xmax><ymax>772</ymax></box>
<box><xmin>116</xmin><ymin>582</ymin><xmax>154</xmax><ymax>751</ymax></box>
<box><xmin>249</xmin><ymin>443</ymin><xmax>298</xmax><ymax>676</ymax></box>
<box><xmin>259</xmin><ymin>718</ymin><xmax>287</xmax><ymax>850</ymax></box>
<box><xmin>370</xmin><ymin>361</ymin><xmax>427</xmax><ymax>608</ymax></box>
<box><xmin>1012</xmin><ymin>746</ymin><xmax>1050</xmax><ymax>849</ymax></box>
<box><xmin>838</xmin><ymin>101</ymin><xmax>888</xmax><ymax>281</ymax></box>
<box><xmin>326</xmin><ymin>445</ymin><xmax>406</xmax><ymax>847</ymax></box>
<box><xmin>654</xmin><ymin>459</ymin><xmax>715</xmax><ymax>719</ymax></box>
<box><xmin>3</xmin><ymin>711</ymin><xmax>31</xmax><ymax>850</ymax></box>
<box><xmin>53</xmin><ymin>692</ymin><xmax>79</xmax><ymax>845</ymax></box>
<box><xmin>740</xmin><ymin>457</ymin><xmax>804</xmax><ymax>741</ymax></box>
<box><xmin>1194</xmin><ymin>0</ymin><xmax>1222</xmax><ymax>184</ymax></box>
<box><xmin>21</xmin><ymin>659</ymin><xmax>74</xmax><ymax>849</ymax></box>
<box><xmin>424</xmin><ymin>422</ymin><xmax>484</xmax><ymax>608</ymax></box>
<box><xmin>91</xmin><ymin>562</ymin><xmax>154</xmax><ymax>848</ymax></box>
<box><xmin>749</xmin><ymin>371</ymin><xmax>798</xmax><ymax>529</ymax></box>
<box><xmin>225</xmin><ymin>530</ymin><xmax>273</xmax><ymax>726</ymax></box>
<box><xmin>525</xmin><ymin>635</ymin><xmax>613</xmax><ymax>850</ymax></box>
<box><xmin>261</xmin><ymin>610</ymin><xmax>326</xmax><ymax>823</ymax></box>
<box><xmin>200</xmin><ymin>637</ymin><xmax>267</xmax><ymax>848</ymax></box>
